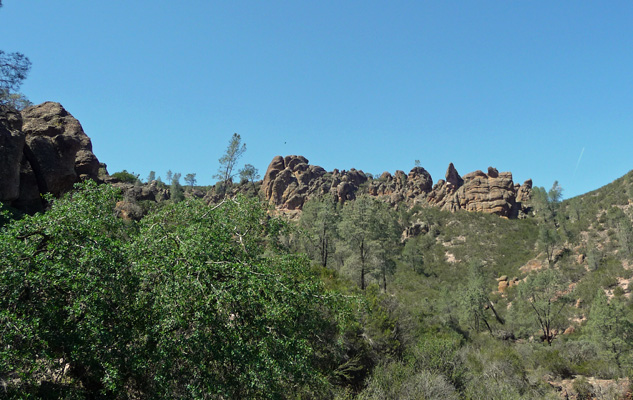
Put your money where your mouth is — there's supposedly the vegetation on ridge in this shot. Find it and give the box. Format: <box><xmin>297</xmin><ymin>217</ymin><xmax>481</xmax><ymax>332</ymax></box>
<box><xmin>2</xmin><ymin>152</ymin><xmax>633</xmax><ymax>398</ymax></box>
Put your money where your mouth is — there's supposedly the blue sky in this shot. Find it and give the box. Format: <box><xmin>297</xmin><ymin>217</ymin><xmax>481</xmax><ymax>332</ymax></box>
<box><xmin>2</xmin><ymin>1</ymin><xmax>632</xmax><ymax>198</ymax></box>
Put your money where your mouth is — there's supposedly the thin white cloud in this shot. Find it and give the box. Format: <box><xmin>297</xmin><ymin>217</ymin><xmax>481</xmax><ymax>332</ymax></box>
<box><xmin>573</xmin><ymin>147</ymin><xmax>585</xmax><ymax>177</ymax></box>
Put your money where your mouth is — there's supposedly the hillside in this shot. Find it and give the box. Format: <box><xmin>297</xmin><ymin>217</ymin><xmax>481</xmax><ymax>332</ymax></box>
<box><xmin>1</xmin><ymin>102</ymin><xmax>633</xmax><ymax>399</ymax></box>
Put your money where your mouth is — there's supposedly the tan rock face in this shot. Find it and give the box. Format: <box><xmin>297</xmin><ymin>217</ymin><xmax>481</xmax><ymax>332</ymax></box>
<box><xmin>0</xmin><ymin>102</ymin><xmax>102</xmax><ymax>213</ymax></box>
<box><xmin>20</xmin><ymin>102</ymin><xmax>100</xmax><ymax>196</ymax></box>
<box><xmin>261</xmin><ymin>155</ymin><xmax>341</xmax><ymax>210</ymax></box>
<box><xmin>461</xmin><ymin>170</ymin><xmax>516</xmax><ymax>216</ymax></box>
<box><xmin>428</xmin><ymin>165</ymin><xmax>531</xmax><ymax>217</ymax></box>
<box><xmin>261</xmin><ymin>156</ymin><xmax>532</xmax><ymax>217</ymax></box>
<box><xmin>367</xmin><ymin>167</ymin><xmax>433</xmax><ymax>207</ymax></box>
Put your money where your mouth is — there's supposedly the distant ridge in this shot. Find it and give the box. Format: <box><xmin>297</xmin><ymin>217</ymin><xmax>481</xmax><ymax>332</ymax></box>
<box><xmin>261</xmin><ymin>155</ymin><xmax>533</xmax><ymax>218</ymax></box>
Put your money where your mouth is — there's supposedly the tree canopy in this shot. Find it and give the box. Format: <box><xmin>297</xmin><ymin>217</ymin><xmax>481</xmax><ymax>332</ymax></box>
<box><xmin>0</xmin><ymin>181</ymin><xmax>349</xmax><ymax>398</ymax></box>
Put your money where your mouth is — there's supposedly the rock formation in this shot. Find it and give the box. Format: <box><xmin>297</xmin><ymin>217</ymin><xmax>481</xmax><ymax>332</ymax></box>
<box><xmin>2</xmin><ymin>102</ymin><xmax>532</xmax><ymax>219</ymax></box>
<box><xmin>428</xmin><ymin>166</ymin><xmax>524</xmax><ymax>217</ymax></box>
<box><xmin>0</xmin><ymin>102</ymin><xmax>102</xmax><ymax>213</ymax></box>
<box><xmin>261</xmin><ymin>155</ymin><xmax>368</xmax><ymax>210</ymax></box>
<box><xmin>261</xmin><ymin>155</ymin><xmax>532</xmax><ymax>217</ymax></box>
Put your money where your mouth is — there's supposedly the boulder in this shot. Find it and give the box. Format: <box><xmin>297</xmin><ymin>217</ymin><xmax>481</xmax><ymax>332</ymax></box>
<box><xmin>0</xmin><ymin>102</ymin><xmax>102</xmax><ymax>212</ymax></box>
<box><xmin>4</xmin><ymin>102</ymin><xmax>102</xmax><ymax>212</ymax></box>
<box><xmin>498</xmin><ymin>276</ymin><xmax>509</xmax><ymax>293</ymax></box>
<box><xmin>20</xmin><ymin>102</ymin><xmax>100</xmax><ymax>196</ymax></box>
<box><xmin>406</xmin><ymin>166</ymin><xmax>433</xmax><ymax>198</ymax></box>
<box><xmin>402</xmin><ymin>220</ymin><xmax>429</xmax><ymax>240</ymax></box>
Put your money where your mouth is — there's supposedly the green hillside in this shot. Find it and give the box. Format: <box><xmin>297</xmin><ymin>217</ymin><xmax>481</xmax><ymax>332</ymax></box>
<box><xmin>1</xmin><ymin>171</ymin><xmax>633</xmax><ymax>399</ymax></box>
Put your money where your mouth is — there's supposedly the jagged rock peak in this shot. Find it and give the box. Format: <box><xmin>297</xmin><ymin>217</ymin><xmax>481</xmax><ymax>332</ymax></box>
<box><xmin>260</xmin><ymin>155</ymin><xmax>532</xmax><ymax>218</ymax></box>
<box><xmin>445</xmin><ymin>163</ymin><xmax>463</xmax><ymax>187</ymax></box>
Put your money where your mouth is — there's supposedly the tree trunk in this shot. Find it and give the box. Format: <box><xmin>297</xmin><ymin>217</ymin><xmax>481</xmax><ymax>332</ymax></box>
<box><xmin>360</xmin><ymin>240</ymin><xmax>366</xmax><ymax>290</ymax></box>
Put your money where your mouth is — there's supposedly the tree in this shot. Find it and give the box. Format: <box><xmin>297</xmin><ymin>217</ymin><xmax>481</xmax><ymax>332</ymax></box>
<box><xmin>538</xmin><ymin>223</ymin><xmax>560</xmax><ymax>264</ymax></box>
<box><xmin>531</xmin><ymin>181</ymin><xmax>562</xmax><ymax>221</ymax></box>
<box><xmin>372</xmin><ymin>205</ymin><xmax>400</xmax><ymax>291</ymax></box>
<box><xmin>338</xmin><ymin>196</ymin><xmax>398</xmax><ymax>291</ymax></box>
<box><xmin>0</xmin><ymin>5</ymin><xmax>31</xmax><ymax>110</ymax></box>
<box><xmin>239</xmin><ymin>163</ymin><xmax>260</xmax><ymax>187</ymax></box>
<box><xmin>619</xmin><ymin>219</ymin><xmax>633</xmax><ymax>257</ymax></box>
<box><xmin>0</xmin><ymin>181</ymin><xmax>138</xmax><ymax>396</ymax></box>
<box><xmin>458</xmin><ymin>261</ymin><xmax>504</xmax><ymax>334</ymax></box>
<box><xmin>146</xmin><ymin>170</ymin><xmax>156</xmax><ymax>183</ymax></box>
<box><xmin>1</xmin><ymin>92</ymin><xmax>31</xmax><ymax>110</ymax></box>
<box><xmin>129</xmin><ymin>195</ymin><xmax>347</xmax><ymax>398</ymax></box>
<box><xmin>0</xmin><ymin>50</ymin><xmax>31</xmax><ymax>107</ymax></box>
<box><xmin>548</xmin><ymin>180</ymin><xmax>563</xmax><ymax>204</ymax></box>
<box><xmin>531</xmin><ymin>182</ymin><xmax>564</xmax><ymax>264</ymax></box>
<box><xmin>0</xmin><ymin>182</ymin><xmax>350</xmax><ymax>398</ymax></box>
<box><xmin>299</xmin><ymin>197</ymin><xmax>339</xmax><ymax>268</ymax></box>
<box><xmin>585</xmin><ymin>290</ymin><xmax>632</xmax><ymax>371</ymax></box>
<box><xmin>214</xmin><ymin>133</ymin><xmax>246</xmax><ymax>194</ymax></box>
<box><xmin>402</xmin><ymin>234</ymin><xmax>434</xmax><ymax>276</ymax></box>
<box><xmin>165</xmin><ymin>169</ymin><xmax>173</xmax><ymax>184</ymax></box>
<box><xmin>184</xmin><ymin>173</ymin><xmax>196</xmax><ymax>188</ymax></box>
<box><xmin>170</xmin><ymin>172</ymin><xmax>184</xmax><ymax>202</ymax></box>
<box><xmin>517</xmin><ymin>269</ymin><xmax>569</xmax><ymax>345</ymax></box>
<box><xmin>111</xmin><ymin>169</ymin><xmax>140</xmax><ymax>184</ymax></box>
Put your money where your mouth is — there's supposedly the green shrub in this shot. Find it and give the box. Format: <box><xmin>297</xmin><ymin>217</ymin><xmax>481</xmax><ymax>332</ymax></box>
<box><xmin>110</xmin><ymin>169</ymin><xmax>139</xmax><ymax>183</ymax></box>
<box><xmin>358</xmin><ymin>361</ymin><xmax>459</xmax><ymax>400</ymax></box>
<box><xmin>531</xmin><ymin>346</ymin><xmax>573</xmax><ymax>379</ymax></box>
<box><xmin>572</xmin><ymin>376</ymin><xmax>593</xmax><ymax>400</ymax></box>
<box><xmin>407</xmin><ymin>330</ymin><xmax>465</xmax><ymax>388</ymax></box>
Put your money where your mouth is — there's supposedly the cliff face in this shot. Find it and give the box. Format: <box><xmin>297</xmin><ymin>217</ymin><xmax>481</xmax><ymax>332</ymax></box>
<box><xmin>261</xmin><ymin>155</ymin><xmax>532</xmax><ymax>217</ymax></box>
<box><xmin>0</xmin><ymin>102</ymin><xmax>102</xmax><ymax>213</ymax></box>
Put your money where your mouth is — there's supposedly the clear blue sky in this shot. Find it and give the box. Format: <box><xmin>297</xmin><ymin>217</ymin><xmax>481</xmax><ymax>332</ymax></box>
<box><xmin>2</xmin><ymin>1</ymin><xmax>632</xmax><ymax>198</ymax></box>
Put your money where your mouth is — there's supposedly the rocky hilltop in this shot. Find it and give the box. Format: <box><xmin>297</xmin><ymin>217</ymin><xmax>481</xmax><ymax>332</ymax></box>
<box><xmin>0</xmin><ymin>102</ymin><xmax>102</xmax><ymax>213</ymax></box>
<box><xmin>1</xmin><ymin>102</ymin><xmax>532</xmax><ymax>218</ymax></box>
<box><xmin>261</xmin><ymin>155</ymin><xmax>532</xmax><ymax>217</ymax></box>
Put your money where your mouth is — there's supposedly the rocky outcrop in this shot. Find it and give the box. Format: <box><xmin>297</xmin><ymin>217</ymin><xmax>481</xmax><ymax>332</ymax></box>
<box><xmin>261</xmin><ymin>155</ymin><xmax>532</xmax><ymax>217</ymax></box>
<box><xmin>368</xmin><ymin>167</ymin><xmax>433</xmax><ymax>206</ymax></box>
<box><xmin>0</xmin><ymin>102</ymin><xmax>102</xmax><ymax>213</ymax></box>
<box><xmin>496</xmin><ymin>275</ymin><xmax>519</xmax><ymax>293</ymax></box>
<box><xmin>261</xmin><ymin>155</ymin><xmax>367</xmax><ymax>210</ymax></box>
<box><xmin>402</xmin><ymin>220</ymin><xmax>430</xmax><ymax>241</ymax></box>
<box><xmin>425</xmin><ymin>164</ymin><xmax>528</xmax><ymax>217</ymax></box>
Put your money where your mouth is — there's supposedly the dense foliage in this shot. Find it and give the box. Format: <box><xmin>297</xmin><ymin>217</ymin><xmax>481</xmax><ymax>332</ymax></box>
<box><xmin>291</xmin><ymin>183</ymin><xmax>633</xmax><ymax>399</ymax></box>
<box><xmin>0</xmin><ymin>182</ymin><xmax>350</xmax><ymax>398</ymax></box>
<box><xmin>3</xmin><ymin>172</ymin><xmax>633</xmax><ymax>399</ymax></box>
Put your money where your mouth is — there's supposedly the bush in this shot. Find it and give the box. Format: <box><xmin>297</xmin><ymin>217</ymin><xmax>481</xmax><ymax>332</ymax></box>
<box><xmin>406</xmin><ymin>330</ymin><xmax>465</xmax><ymax>388</ymax></box>
<box><xmin>572</xmin><ymin>376</ymin><xmax>593</xmax><ymax>400</ymax></box>
<box><xmin>358</xmin><ymin>361</ymin><xmax>459</xmax><ymax>400</ymax></box>
<box><xmin>110</xmin><ymin>169</ymin><xmax>139</xmax><ymax>184</ymax></box>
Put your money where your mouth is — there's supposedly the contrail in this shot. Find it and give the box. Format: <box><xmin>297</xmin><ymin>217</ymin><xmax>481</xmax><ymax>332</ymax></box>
<box><xmin>573</xmin><ymin>147</ymin><xmax>585</xmax><ymax>177</ymax></box>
